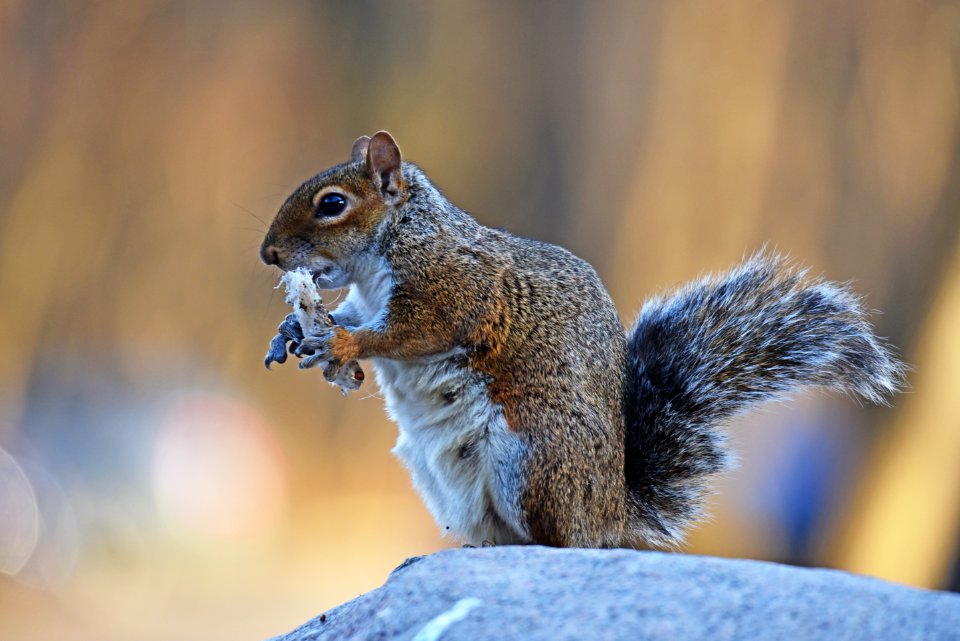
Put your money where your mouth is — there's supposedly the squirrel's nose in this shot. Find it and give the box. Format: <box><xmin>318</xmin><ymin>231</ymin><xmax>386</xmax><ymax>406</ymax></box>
<box><xmin>260</xmin><ymin>243</ymin><xmax>281</xmax><ymax>267</ymax></box>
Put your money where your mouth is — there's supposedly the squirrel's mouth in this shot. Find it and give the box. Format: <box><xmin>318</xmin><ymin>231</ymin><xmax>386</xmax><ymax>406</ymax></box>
<box><xmin>311</xmin><ymin>268</ymin><xmax>329</xmax><ymax>286</ymax></box>
<box><xmin>304</xmin><ymin>256</ymin><xmax>350</xmax><ymax>290</ymax></box>
<box><xmin>310</xmin><ymin>265</ymin><xmax>336</xmax><ymax>288</ymax></box>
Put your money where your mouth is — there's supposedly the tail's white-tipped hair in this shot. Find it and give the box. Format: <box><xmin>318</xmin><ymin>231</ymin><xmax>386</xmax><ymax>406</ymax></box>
<box><xmin>624</xmin><ymin>252</ymin><xmax>905</xmax><ymax>546</ymax></box>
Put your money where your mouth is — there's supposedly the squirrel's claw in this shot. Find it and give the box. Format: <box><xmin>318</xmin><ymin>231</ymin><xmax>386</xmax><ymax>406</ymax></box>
<box><xmin>264</xmin><ymin>333</ymin><xmax>289</xmax><ymax>370</ymax></box>
<box><xmin>279</xmin><ymin>314</ymin><xmax>316</xmax><ymax>356</ymax></box>
<box><xmin>265</xmin><ymin>313</ymin><xmax>307</xmax><ymax>369</ymax></box>
<box><xmin>278</xmin><ymin>313</ymin><xmax>304</xmax><ymax>341</ymax></box>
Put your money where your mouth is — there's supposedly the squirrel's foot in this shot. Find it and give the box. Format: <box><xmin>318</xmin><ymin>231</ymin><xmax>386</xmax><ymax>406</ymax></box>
<box><xmin>323</xmin><ymin>360</ymin><xmax>365</xmax><ymax>393</ymax></box>
<box><xmin>461</xmin><ymin>540</ymin><xmax>496</xmax><ymax>549</ymax></box>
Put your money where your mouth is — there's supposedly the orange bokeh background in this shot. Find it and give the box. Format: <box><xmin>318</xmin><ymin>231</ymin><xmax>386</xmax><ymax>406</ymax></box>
<box><xmin>1</xmin><ymin>2</ymin><xmax>959</xmax><ymax>639</ymax></box>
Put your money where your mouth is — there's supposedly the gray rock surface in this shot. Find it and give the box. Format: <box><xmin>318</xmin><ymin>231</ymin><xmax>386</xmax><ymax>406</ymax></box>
<box><xmin>271</xmin><ymin>546</ymin><xmax>960</xmax><ymax>641</ymax></box>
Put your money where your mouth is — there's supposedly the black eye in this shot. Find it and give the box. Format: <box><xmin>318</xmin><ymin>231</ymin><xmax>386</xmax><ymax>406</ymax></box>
<box><xmin>315</xmin><ymin>193</ymin><xmax>347</xmax><ymax>217</ymax></box>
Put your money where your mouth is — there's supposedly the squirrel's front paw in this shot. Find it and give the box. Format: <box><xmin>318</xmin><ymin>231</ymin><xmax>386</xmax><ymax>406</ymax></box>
<box><xmin>297</xmin><ymin>328</ymin><xmax>337</xmax><ymax>369</ymax></box>
<box><xmin>298</xmin><ymin>326</ymin><xmax>362</xmax><ymax>369</ymax></box>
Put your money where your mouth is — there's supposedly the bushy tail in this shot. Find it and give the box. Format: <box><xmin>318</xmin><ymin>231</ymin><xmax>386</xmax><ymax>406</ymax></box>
<box><xmin>623</xmin><ymin>252</ymin><xmax>905</xmax><ymax>547</ymax></box>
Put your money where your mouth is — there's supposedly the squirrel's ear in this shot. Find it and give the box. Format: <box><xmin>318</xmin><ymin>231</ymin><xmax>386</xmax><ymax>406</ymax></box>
<box><xmin>350</xmin><ymin>136</ymin><xmax>370</xmax><ymax>163</ymax></box>
<box><xmin>366</xmin><ymin>131</ymin><xmax>403</xmax><ymax>203</ymax></box>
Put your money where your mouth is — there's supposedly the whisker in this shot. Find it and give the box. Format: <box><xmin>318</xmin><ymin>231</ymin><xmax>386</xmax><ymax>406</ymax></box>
<box><xmin>233</xmin><ymin>202</ymin><xmax>269</xmax><ymax>229</ymax></box>
<box><xmin>246</xmin><ymin>255</ymin><xmax>276</xmax><ymax>293</ymax></box>
<box><xmin>258</xmin><ymin>266</ymin><xmax>281</xmax><ymax>323</ymax></box>
<box><xmin>326</xmin><ymin>289</ymin><xmax>345</xmax><ymax>306</ymax></box>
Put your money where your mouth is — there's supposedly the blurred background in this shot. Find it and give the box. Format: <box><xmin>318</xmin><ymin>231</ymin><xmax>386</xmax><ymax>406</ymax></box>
<box><xmin>1</xmin><ymin>1</ymin><xmax>959</xmax><ymax>639</ymax></box>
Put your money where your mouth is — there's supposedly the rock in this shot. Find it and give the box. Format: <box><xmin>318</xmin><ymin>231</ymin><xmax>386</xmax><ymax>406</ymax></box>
<box><xmin>270</xmin><ymin>546</ymin><xmax>960</xmax><ymax>641</ymax></box>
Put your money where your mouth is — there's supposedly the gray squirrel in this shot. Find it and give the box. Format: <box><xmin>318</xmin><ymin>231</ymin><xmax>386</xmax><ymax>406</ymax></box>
<box><xmin>261</xmin><ymin>131</ymin><xmax>904</xmax><ymax>548</ymax></box>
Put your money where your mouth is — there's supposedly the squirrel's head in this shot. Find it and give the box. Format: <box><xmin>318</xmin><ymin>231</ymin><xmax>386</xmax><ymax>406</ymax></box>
<box><xmin>260</xmin><ymin>131</ymin><xmax>406</xmax><ymax>288</ymax></box>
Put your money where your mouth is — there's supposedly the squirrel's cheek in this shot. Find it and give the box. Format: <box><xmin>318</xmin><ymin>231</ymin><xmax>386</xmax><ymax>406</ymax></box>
<box><xmin>330</xmin><ymin>327</ymin><xmax>362</xmax><ymax>362</ymax></box>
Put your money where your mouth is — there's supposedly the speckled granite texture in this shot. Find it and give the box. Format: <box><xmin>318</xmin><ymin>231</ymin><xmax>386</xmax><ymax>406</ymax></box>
<box><xmin>271</xmin><ymin>546</ymin><xmax>960</xmax><ymax>641</ymax></box>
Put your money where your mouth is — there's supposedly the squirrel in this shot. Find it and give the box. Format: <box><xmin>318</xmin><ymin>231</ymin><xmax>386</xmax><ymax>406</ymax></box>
<box><xmin>260</xmin><ymin>131</ymin><xmax>905</xmax><ymax>548</ymax></box>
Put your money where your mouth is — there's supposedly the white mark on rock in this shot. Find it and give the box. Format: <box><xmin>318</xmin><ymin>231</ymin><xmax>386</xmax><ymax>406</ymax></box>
<box><xmin>411</xmin><ymin>597</ymin><xmax>482</xmax><ymax>641</ymax></box>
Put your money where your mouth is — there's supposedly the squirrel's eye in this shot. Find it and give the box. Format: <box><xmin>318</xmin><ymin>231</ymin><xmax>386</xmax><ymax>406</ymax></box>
<box><xmin>315</xmin><ymin>193</ymin><xmax>347</xmax><ymax>217</ymax></box>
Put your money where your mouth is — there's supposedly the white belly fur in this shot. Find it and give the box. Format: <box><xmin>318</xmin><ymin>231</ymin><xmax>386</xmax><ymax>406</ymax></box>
<box><xmin>373</xmin><ymin>352</ymin><xmax>531</xmax><ymax>545</ymax></box>
<box><xmin>338</xmin><ymin>257</ymin><xmax>529</xmax><ymax>545</ymax></box>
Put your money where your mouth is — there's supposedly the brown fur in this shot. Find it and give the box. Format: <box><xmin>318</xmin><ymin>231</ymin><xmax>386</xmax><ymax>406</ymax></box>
<box><xmin>262</xmin><ymin>133</ymin><xmax>903</xmax><ymax>548</ymax></box>
<box><xmin>262</xmin><ymin>132</ymin><xmax>631</xmax><ymax>547</ymax></box>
